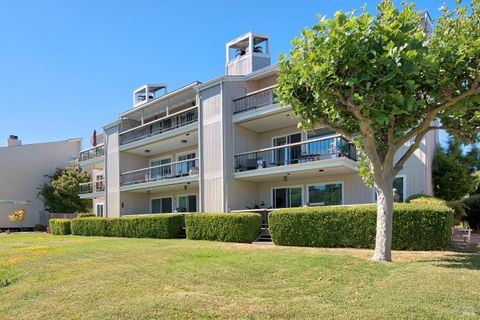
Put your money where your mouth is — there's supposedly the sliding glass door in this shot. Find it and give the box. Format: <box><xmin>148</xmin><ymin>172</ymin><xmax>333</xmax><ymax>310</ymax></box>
<box><xmin>272</xmin><ymin>133</ymin><xmax>301</xmax><ymax>166</ymax></box>
<box><xmin>151</xmin><ymin>197</ymin><xmax>173</xmax><ymax>214</ymax></box>
<box><xmin>272</xmin><ymin>187</ymin><xmax>303</xmax><ymax>208</ymax></box>
<box><xmin>177</xmin><ymin>195</ymin><xmax>197</xmax><ymax>212</ymax></box>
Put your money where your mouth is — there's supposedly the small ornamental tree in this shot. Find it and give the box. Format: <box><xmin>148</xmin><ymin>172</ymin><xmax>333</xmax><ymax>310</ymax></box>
<box><xmin>38</xmin><ymin>164</ymin><xmax>91</xmax><ymax>213</ymax></box>
<box><xmin>8</xmin><ymin>209</ymin><xmax>26</xmax><ymax>231</ymax></box>
<box><xmin>276</xmin><ymin>0</ymin><xmax>480</xmax><ymax>262</ymax></box>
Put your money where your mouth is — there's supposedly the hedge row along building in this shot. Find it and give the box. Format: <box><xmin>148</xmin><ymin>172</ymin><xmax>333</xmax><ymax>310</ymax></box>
<box><xmin>79</xmin><ymin>25</ymin><xmax>438</xmax><ymax>217</ymax></box>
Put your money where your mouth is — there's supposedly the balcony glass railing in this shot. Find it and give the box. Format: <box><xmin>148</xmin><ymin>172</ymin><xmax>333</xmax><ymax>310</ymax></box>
<box><xmin>119</xmin><ymin>107</ymin><xmax>198</xmax><ymax>145</ymax></box>
<box><xmin>79</xmin><ymin>144</ymin><xmax>104</xmax><ymax>162</ymax></box>
<box><xmin>79</xmin><ymin>180</ymin><xmax>105</xmax><ymax>194</ymax></box>
<box><xmin>234</xmin><ymin>135</ymin><xmax>356</xmax><ymax>172</ymax></box>
<box><xmin>233</xmin><ymin>86</ymin><xmax>276</xmax><ymax>114</ymax></box>
<box><xmin>120</xmin><ymin>158</ymin><xmax>199</xmax><ymax>186</ymax></box>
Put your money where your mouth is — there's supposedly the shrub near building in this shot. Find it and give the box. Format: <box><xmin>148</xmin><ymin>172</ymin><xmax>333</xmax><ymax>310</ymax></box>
<box><xmin>185</xmin><ymin>213</ymin><xmax>261</xmax><ymax>243</ymax></box>
<box><xmin>71</xmin><ymin>214</ymin><xmax>184</xmax><ymax>239</ymax></box>
<box><xmin>269</xmin><ymin>204</ymin><xmax>453</xmax><ymax>250</ymax></box>
<box><xmin>76</xmin><ymin>213</ymin><xmax>96</xmax><ymax>218</ymax></box>
<box><xmin>49</xmin><ymin>219</ymin><xmax>72</xmax><ymax>235</ymax></box>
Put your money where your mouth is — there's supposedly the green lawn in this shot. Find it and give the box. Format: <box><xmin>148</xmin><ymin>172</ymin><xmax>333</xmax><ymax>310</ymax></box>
<box><xmin>1</xmin><ymin>233</ymin><xmax>479</xmax><ymax>319</ymax></box>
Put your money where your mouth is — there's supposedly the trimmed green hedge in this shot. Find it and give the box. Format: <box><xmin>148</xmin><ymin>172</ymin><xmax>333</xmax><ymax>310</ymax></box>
<box><xmin>406</xmin><ymin>194</ymin><xmax>448</xmax><ymax>206</ymax></box>
<box><xmin>76</xmin><ymin>213</ymin><xmax>96</xmax><ymax>218</ymax></box>
<box><xmin>70</xmin><ymin>214</ymin><xmax>184</xmax><ymax>239</ymax></box>
<box><xmin>49</xmin><ymin>219</ymin><xmax>72</xmax><ymax>235</ymax></box>
<box><xmin>185</xmin><ymin>213</ymin><xmax>261</xmax><ymax>243</ymax></box>
<box><xmin>269</xmin><ymin>204</ymin><xmax>454</xmax><ymax>250</ymax></box>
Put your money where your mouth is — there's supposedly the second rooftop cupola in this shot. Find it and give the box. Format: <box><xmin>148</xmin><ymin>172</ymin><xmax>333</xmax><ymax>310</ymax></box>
<box><xmin>225</xmin><ymin>32</ymin><xmax>270</xmax><ymax>76</ymax></box>
<box><xmin>133</xmin><ymin>84</ymin><xmax>167</xmax><ymax>108</ymax></box>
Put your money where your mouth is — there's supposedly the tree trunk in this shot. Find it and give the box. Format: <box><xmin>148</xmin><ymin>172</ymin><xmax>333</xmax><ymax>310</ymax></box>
<box><xmin>371</xmin><ymin>177</ymin><xmax>394</xmax><ymax>262</ymax></box>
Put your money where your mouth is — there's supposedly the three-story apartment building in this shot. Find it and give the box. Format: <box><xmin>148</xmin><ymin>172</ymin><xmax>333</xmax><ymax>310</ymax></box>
<box><xmin>79</xmin><ymin>30</ymin><xmax>437</xmax><ymax>217</ymax></box>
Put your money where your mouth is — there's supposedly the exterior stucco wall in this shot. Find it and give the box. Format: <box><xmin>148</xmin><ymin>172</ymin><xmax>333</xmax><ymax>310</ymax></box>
<box><xmin>199</xmin><ymin>84</ymin><xmax>224</xmax><ymax>212</ymax></box>
<box><xmin>105</xmin><ymin>125</ymin><xmax>121</xmax><ymax>217</ymax></box>
<box><xmin>0</xmin><ymin>139</ymin><xmax>81</xmax><ymax>228</ymax></box>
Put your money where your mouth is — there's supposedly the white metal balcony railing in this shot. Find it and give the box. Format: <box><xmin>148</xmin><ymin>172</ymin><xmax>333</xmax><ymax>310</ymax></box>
<box><xmin>119</xmin><ymin>106</ymin><xmax>198</xmax><ymax>145</ymax></box>
<box><xmin>79</xmin><ymin>144</ymin><xmax>104</xmax><ymax>162</ymax></box>
<box><xmin>233</xmin><ymin>86</ymin><xmax>276</xmax><ymax>114</ymax></box>
<box><xmin>234</xmin><ymin>135</ymin><xmax>357</xmax><ymax>172</ymax></box>
<box><xmin>79</xmin><ymin>180</ymin><xmax>105</xmax><ymax>194</ymax></box>
<box><xmin>120</xmin><ymin>158</ymin><xmax>199</xmax><ymax>186</ymax></box>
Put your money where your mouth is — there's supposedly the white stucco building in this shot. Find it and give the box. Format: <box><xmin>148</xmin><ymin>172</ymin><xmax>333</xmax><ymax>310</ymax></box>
<box><xmin>0</xmin><ymin>136</ymin><xmax>81</xmax><ymax>229</ymax></box>
<box><xmin>78</xmin><ymin>28</ymin><xmax>438</xmax><ymax>217</ymax></box>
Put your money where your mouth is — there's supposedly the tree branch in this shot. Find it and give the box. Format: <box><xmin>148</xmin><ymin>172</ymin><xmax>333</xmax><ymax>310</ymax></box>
<box><xmin>395</xmin><ymin>76</ymin><xmax>480</xmax><ymax>148</ymax></box>
<box><xmin>393</xmin><ymin>133</ymin><xmax>424</xmax><ymax>176</ymax></box>
<box><xmin>315</xmin><ymin>116</ymin><xmax>359</xmax><ymax>139</ymax></box>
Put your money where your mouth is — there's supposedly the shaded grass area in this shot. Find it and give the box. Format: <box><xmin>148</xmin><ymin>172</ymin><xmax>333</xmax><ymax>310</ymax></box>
<box><xmin>0</xmin><ymin>233</ymin><xmax>479</xmax><ymax>319</ymax></box>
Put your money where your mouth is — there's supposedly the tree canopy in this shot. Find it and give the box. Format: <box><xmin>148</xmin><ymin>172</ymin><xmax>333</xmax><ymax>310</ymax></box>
<box><xmin>433</xmin><ymin>136</ymin><xmax>478</xmax><ymax>201</ymax></box>
<box><xmin>38</xmin><ymin>164</ymin><xmax>91</xmax><ymax>213</ymax></box>
<box><xmin>276</xmin><ymin>0</ymin><xmax>480</xmax><ymax>262</ymax></box>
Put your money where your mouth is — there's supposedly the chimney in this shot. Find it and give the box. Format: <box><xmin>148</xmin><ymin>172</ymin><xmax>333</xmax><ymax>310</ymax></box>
<box><xmin>7</xmin><ymin>135</ymin><xmax>22</xmax><ymax>147</ymax></box>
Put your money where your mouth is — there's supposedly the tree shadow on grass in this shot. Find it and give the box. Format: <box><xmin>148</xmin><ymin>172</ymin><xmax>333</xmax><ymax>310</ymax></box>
<box><xmin>419</xmin><ymin>254</ymin><xmax>480</xmax><ymax>270</ymax></box>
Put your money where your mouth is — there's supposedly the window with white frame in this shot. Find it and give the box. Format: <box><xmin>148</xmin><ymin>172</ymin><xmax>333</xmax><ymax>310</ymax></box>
<box><xmin>308</xmin><ymin>182</ymin><xmax>343</xmax><ymax>206</ymax></box>
<box><xmin>96</xmin><ymin>203</ymin><xmax>104</xmax><ymax>217</ymax></box>
<box><xmin>150</xmin><ymin>157</ymin><xmax>172</xmax><ymax>179</ymax></box>
<box><xmin>272</xmin><ymin>187</ymin><xmax>303</xmax><ymax>208</ymax></box>
<box><xmin>177</xmin><ymin>152</ymin><xmax>196</xmax><ymax>175</ymax></box>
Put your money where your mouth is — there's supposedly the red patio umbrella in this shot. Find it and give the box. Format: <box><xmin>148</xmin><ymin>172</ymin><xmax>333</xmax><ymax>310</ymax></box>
<box><xmin>91</xmin><ymin>130</ymin><xmax>97</xmax><ymax>147</ymax></box>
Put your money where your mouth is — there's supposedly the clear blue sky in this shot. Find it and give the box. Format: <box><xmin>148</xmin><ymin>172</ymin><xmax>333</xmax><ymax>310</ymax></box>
<box><xmin>0</xmin><ymin>0</ymin><xmax>457</xmax><ymax>149</ymax></box>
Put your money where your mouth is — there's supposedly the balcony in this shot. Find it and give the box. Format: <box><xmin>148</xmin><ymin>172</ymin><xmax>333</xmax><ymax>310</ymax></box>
<box><xmin>119</xmin><ymin>107</ymin><xmax>198</xmax><ymax>146</ymax></box>
<box><xmin>233</xmin><ymin>86</ymin><xmax>276</xmax><ymax>114</ymax></box>
<box><xmin>79</xmin><ymin>180</ymin><xmax>105</xmax><ymax>196</ymax></box>
<box><xmin>120</xmin><ymin>158</ymin><xmax>199</xmax><ymax>189</ymax></box>
<box><xmin>233</xmin><ymin>135</ymin><xmax>357</xmax><ymax>179</ymax></box>
<box><xmin>79</xmin><ymin>144</ymin><xmax>104</xmax><ymax>163</ymax></box>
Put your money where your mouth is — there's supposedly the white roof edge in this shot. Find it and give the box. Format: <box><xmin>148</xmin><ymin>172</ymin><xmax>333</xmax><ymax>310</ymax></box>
<box><xmin>119</xmin><ymin>81</ymin><xmax>200</xmax><ymax>118</ymax></box>
<box><xmin>0</xmin><ymin>138</ymin><xmax>82</xmax><ymax>150</ymax></box>
<box><xmin>196</xmin><ymin>64</ymin><xmax>279</xmax><ymax>92</ymax></box>
<box><xmin>133</xmin><ymin>83</ymin><xmax>167</xmax><ymax>93</ymax></box>
<box><xmin>243</xmin><ymin>63</ymin><xmax>278</xmax><ymax>80</ymax></box>
<box><xmin>103</xmin><ymin>119</ymin><xmax>122</xmax><ymax>130</ymax></box>
<box><xmin>226</xmin><ymin>31</ymin><xmax>269</xmax><ymax>47</ymax></box>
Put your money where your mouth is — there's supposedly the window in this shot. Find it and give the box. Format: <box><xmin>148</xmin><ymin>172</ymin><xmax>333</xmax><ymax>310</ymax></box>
<box><xmin>177</xmin><ymin>195</ymin><xmax>197</xmax><ymax>212</ymax></box>
<box><xmin>308</xmin><ymin>183</ymin><xmax>343</xmax><ymax>206</ymax></box>
<box><xmin>307</xmin><ymin>128</ymin><xmax>336</xmax><ymax>140</ymax></box>
<box><xmin>393</xmin><ymin>176</ymin><xmax>405</xmax><ymax>202</ymax></box>
<box><xmin>96</xmin><ymin>204</ymin><xmax>104</xmax><ymax>217</ymax></box>
<box><xmin>372</xmin><ymin>176</ymin><xmax>406</xmax><ymax>202</ymax></box>
<box><xmin>151</xmin><ymin>197</ymin><xmax>173</xmax><ymax>214</ymax></box>
<box><xmin>272</xmin><ymin>133</ymin><xmax>302</xmax><ymax>165</ymax></box>
<box><xmin>177</xmin><ymin>152</ymin><xmax>196</xmax><ymax>175</ymax></box>
<box><xmin>272</xmin><ymin>187</ymin><xmax>303</xmax><ymax>208</ymax></box>
<box><xmin>150</xmin><ymin>157</ymin><xmax>172</xmax><ymax>179</ymax></box>
<box><xmin>307</xmin><ymin>128</ymin><xmax>337</xmax><ymax>157</ymax></box>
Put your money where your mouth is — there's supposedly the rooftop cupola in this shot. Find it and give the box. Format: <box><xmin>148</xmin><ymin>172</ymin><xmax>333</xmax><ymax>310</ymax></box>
<box><xmin>417</xmin><ymin>10</ymin><xmax>433</xmax><ymax>34</ymax></box>
<box><xmin>226</xmin><ymin>32</ymin><xmax>270</xmax><ymax>76</ymax></box>
<box><xmin>133</xmin><ymin>84</ymin><xmax>167</xmax><ymax>108</ymax></box>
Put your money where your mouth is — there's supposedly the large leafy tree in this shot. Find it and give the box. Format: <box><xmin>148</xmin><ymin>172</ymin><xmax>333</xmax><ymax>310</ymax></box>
<box><xmin>38</xmin><ymin>164</ymin><xmax>91</xmax><ymax>213</ymax></box>
<box><xmin>433</xmin><ymin>137</ymin><xmax>478</xmax><ymax>201</ymax></box>
<box><xmin>276</xmin><ymin>0</ymin><xmax>480</xmax><ymax>262</ymax></box>
<box><xmin>465</xmin><ymin>144</ymin><xmax>480</xmax><ymax>172</ymax></box>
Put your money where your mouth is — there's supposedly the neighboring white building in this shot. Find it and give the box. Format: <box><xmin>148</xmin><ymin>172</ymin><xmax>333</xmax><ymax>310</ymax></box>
<box><xmin>0</xmin><ymin>136</ymin><xmax>81</xmax><ymax>229</ymax></box>
<box><xmin>78</xmin><ymin>30</ymin><xmax>438</xmax><ymax>217</ymax></box>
